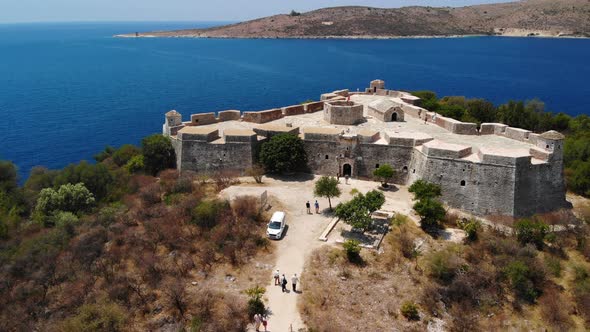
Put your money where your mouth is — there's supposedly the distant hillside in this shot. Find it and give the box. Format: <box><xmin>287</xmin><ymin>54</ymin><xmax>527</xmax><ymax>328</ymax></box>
<box><xmin>119</xmin><ymin>0</ymin><xmax>590</xmax><ymax>38</ymax></box>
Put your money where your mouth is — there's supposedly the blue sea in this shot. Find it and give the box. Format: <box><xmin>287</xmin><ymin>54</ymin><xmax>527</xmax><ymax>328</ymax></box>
<box><xmin>1</xmin><ymin>22</ymin><xmax>590</xmax><ymax>180</ymax></box>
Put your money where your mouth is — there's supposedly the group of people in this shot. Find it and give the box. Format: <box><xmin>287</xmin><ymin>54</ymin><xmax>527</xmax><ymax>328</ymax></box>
<box><xmin>274</xmin><ymin>269</ymin><xmax>299</xmax><ymax>293</ymax></box>
<box><xmin>305</xmin><ymin>200</ymin><xmax>320</xmax><ymax>214</ymax></box>
<box><xmin>253</xmin><ymin>313</ymin><xmax>268</xmax><ymax>332</ymax></box>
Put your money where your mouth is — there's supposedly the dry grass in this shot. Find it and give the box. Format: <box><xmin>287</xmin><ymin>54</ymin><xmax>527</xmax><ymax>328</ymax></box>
<box><xmin>299</xmin><ymin>213</ymin><xmax>590</xmax><ymax>331</ymax></box>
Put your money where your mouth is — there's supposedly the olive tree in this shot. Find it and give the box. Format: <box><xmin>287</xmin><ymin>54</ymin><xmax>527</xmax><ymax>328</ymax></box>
<box><xmin>373</xmin><ymin>164</ymin><xmax>395</xmax><ymax>187</ymax></box>
<box><xmin>258</xmin><ymin>133</ymin><xmax>307</xmax><ymax>173</ymax></box>
<box><xmin>314</xmin><ymin>176</ymin><xmax>341</xmax><ymax>210</ymax></box>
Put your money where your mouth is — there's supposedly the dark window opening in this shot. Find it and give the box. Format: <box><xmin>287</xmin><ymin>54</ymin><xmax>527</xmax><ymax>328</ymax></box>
<box><xmin>546</xmin><ymin>144</ymin><xmax>550</xmax><ymax>149</ymax></box>
<box><xmin>391</xmin><ymin>112</ymin><xmax>398</xmax><ymax>121</ymax></box>
<box><xmin>412</xmin><ymin>169</ymin><xmax>416</xmax><ymax>174</ymax></box>
<box><xmin>460</xmin><ymin>180</ymin><xmax>466</xmax><ymax>186</ymax></box>
<box><xmin>325</xmin><ymin>155</ymin><xmax>329</xmax><ymax>159</ymax></box>
<box><xmin>375</xmin><ymin>164</ymin><xmax>380</xmax><ymax>169</ymax></box>
<box><xmin>402</xmin><ymin>166</ymin><xmax>408</xmax><ymax>172</ymax></box>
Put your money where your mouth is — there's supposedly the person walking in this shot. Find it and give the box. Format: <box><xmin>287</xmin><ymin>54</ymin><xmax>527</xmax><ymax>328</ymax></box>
<box><xmin>274</xmin><ymin>269</ymin><xmax>280</xmax><ymax>286</ymax></box>
<box><xmin>253</xmin><ymin>313</ymin><xmax>262</xmax><ymax>332</ymax></box>
<box><xmin>281</xmin><ymin>274</ymin><xmax>288</xmax><ymax>292</ymax></box>
<box><xmin>292</xmin><ymin>273</ymin><xmax>299</xmax><ymax>293</ymax></box>
<box><xmin>261</xmin><ymin>314</ymin><xmax>268</xmax><ymax>332</ymax></box>
<box><xmin>305</xmin><ymin>201</ymin><xmax>311</xmax><ymax>214</ymax></box>
<box><xmin>314</xmin><ymin>200</ymin><xmax>320</xmax><ymax>214</ymax></box>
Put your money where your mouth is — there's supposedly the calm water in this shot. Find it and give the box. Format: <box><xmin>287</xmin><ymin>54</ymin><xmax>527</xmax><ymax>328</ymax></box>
<box><xmin>1</xmin><ymin>22</ymin><xmax>590</xmax><ymax>180</ymax></box>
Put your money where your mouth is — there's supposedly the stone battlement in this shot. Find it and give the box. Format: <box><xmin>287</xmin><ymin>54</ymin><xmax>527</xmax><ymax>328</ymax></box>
<box><xmin>163</xmin><ymin>80</ymin><xmax>567</xmax><ymax>217</ymax></box>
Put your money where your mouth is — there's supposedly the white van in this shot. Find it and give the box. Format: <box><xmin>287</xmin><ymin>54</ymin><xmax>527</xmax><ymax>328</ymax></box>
<box><xmin>266</xmin><ymin>211</ymin><xmax>286</xmax><ymax>240</ymax></box>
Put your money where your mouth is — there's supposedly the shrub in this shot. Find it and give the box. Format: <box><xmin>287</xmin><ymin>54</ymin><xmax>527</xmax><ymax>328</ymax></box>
<box><xmin>514</xmin><ymin>218</ymin><xmax>549</xmax><ymax>249</ymax></box>
<box><xmin>141</xmin><ymin>134</ymin><xmax>176</xmax><ymax>176</ymax></box>
<box><xmin>191</xmin><ymin>200</ymin><xmax>229</xmax><ymax>228</ymax></box>
<box><xmin>408</xmin><ymin>180</ymin><xmax>442</xmax><ymax>200</ymax></box>
<box><xmin>461</xmin><ymin>218</ymin><xmax>480</xmax><ymax>242</ymax></box>
<box><xmin>373</xmin><ymin>164</ymin><xmax>395</xmax><ymax>187</ymax></box>
<box><xmin>343</xmin><ymin>239</ymin><xmax>361</xmax><ymax>262</ymax></box>
<box><xmin>503</xmin><ymin>260</ymin><xmax>543</xmax><ymax>303</ymax></box>
<box><xmin>59</xmin><ymin>301</ymin><xmax>126</xmax><ymax>332</ymax></box>
<box><xmin>314</xmin><ymin>176</ymin><xmax>341</xmax><ymax>210</ymax></box>
<box><xmin>426</xmin><ymin>246</ymin><xmax>463</xmax><ymax>283</ymax></box>
<box><xmin>544</xmin><ymin>255</ymin><xmax>562</xmax><ymax>278</ymax></box>
<box><xmin>53</xmin><ymin>161</ymin><xmax>113</xmax><ymax>201</ymax></box>
<box><xmin>125</xmin><ymin>155</ymin><xmax>144</xmax><ymax>173</ymax></box>
<box><xmin>35</xmin><ymin>183</ymin><xmax>95</xmax><ymax>216</ymax></box>
<box><xmin>400</xmin><ymin>301</ymin><xmax>419</xmax><ymax>320</ymax></box>
<box><xmin>245</xmin><ymin>164</ymin><xmax>265</xmax><ymax>183</ymax></box>
<box><xmin>413</xmin><ymin>198</ymin><xmax>446</xmax><ymax>230</ymax></box>
<box><xmin>53</xmin><ymin>211</ymin><xmax>79</xmax><ymax>230</ymax></box>
<box><xmin>245</xmin><ymin>286</ymin><xmax>266</xmax><ymax>317</ymax></box>
<box><xmin>258</xmin><ymin>133</ymin><xmax>307</xmax><ymax>173</ymax></box>
<box><xmin>112</xmin><ymin>144</ymin><xmax>141</xmax><ymax>167</ymax></box>
<box><xmin>335</xmin><ymin>190</ymin><xmax>385</xmax><ymax>232</ymax></box>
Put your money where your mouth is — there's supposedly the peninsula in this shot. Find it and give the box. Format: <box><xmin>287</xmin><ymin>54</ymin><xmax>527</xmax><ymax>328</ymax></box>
<box><xmin>118</xmin><ymin>0</ymin><xmax>590</xmax><ymax>39</ymax></box>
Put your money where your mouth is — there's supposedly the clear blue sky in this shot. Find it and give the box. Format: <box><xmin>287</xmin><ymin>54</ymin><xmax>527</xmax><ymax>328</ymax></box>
<box><xmin>0</xmin><ymin>0</ymin><xmax>513</xmax><ymax>23</ymax></box>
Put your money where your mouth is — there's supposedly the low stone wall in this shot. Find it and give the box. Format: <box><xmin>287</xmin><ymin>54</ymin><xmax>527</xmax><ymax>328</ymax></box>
<box><xmin>504</xmin><ymin>127</ymin><xmax>531</xmax><ymax>142</ymax></box>
<box><xmin>303</xmin><ymin>101</ymin><xmax>324</xmax><ymax>113</ymax></box>
<box><xmin>478</xmin><ymin>148</ymin><xmax>531</xmax><ymax>166</ymax></box>
<box><xmin>303</xmin><ymin>128</ymin><xmax>341</xmax><ymax>142</ymax></box>
<box><xmin>434</xmin><ymin>116</ymin><xmax>477</xmax><ymax>135</ymax></box>
<box><xmin>480</xmin><ymin>123</ymin><xmax>508</xmax><ymax>135</ymax></box>
<box><xmin>190</xmin><ymin>112</ymin><xmax>217</xmax><ymax>126</ymax></box>
<box><xmin>178</xmin><ymin>128</ymin><xmax>219</xmax><ymax>142</ymax></box>
<box><xmin>218</xmin><ymin>110</ymin><xmax>241</xmax><ymax>122</ymax></box>
<box><xmin>223</xmin><ymin>129</ymin><xmax>257</xmax><ymax>143</ymax></box>
<box><xmin>422</xmin><ymin>140</ymin><xmax>472</xmax><ymax>159</ymax></box>
<box><xmin>333</xmin><ymin>89</ymin><xmax>349</xmax><ymax>97</ymax></box>
<box><xmin>281</xmin><ymin>104</ymin><xmax>305</xmax><ymax>116</ymax></box>
<box><xmin>357</xmin><ymin>129</ymin><xmax>380</xmax><ymax>143</ymax></box>
<box><xmin>253</xmin><ymin>125</ymin><xmax>300</xmax><ymax>138</ymax></box>
<box><xmin>242</xmin><ymin>108</ymin><xmax>283</xmax><ymax>124</ymax></box>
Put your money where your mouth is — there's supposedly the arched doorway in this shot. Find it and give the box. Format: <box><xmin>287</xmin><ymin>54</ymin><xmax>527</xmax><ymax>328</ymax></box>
<box><xmin>342</xmin><ymin>164</ymin><xmax>352</xmax><ymax>177</ymax></box>
<box><xmin>391</xmin><ymin>112</ymin><xmax>398</xmax><ymax>122</ymax></box>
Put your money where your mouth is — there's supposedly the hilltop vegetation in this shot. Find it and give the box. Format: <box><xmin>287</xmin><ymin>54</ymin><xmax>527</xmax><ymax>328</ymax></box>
<box><xmin>0</xmin><ymin>135</ymin><xmax>273</xmax><ymax>331</ymax></box>
<box><xmin>130</xmin><ymin>0</ymin><xmax>590</xmax><ymax>38</ymax></box>
<box><xmin>301</xmin><ymin>207</ymin><xmax>590</xmax><ymax>330</ymax></box>
<box><xmin>412</xmin><ymin>91</ymin><xmax>590</xmax><ymax>197</ymax></box>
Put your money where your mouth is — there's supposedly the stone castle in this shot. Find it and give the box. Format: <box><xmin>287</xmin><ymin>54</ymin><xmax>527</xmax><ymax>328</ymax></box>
<box><xmin>163</xmin><ymin>80</ymin><xmax>568</xmax><ymax>217</ymax></box>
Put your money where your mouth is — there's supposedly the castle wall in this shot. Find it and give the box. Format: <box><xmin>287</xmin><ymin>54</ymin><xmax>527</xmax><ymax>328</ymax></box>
<box><xmin>282</xmin><ymin>105</ymin><xmax>305</xmax><ymax>116</ymax></box>
<box><xmin>190</xmin><ymin>113</ymin><xmax>217</xmax><ymax>126</ymax></box>
<box><xmin>514</xmin><ymin>158</ymin><xmax>567</xmax><ymax>217</ymax></box>
<box><xmin>357</xmin><ymin>144</ymin><xmax>413</xmax><ymax>183</ymax></box>
<box><xmin>218</xmin><ymin>110</ymin><xmax>241</xmax><ymax>122</ymax></box>
<box><xmin>408</xmin><ymin>150</ymin><xmax>518</xmax><ymax>216</ymax></box>
<box><xmin>176</xmin><ymin>140</ymin><xmax>257</xmax><ymax>174</ymax></box>
<box><xmin>243</xmin><ymin>109</ymin><xmax>283</xmax><ymax>124</ymax></box>
<box><xmin>303</xmin><ymin>101</ymin><xmax>324</xmax><ymax>113</ymax></box>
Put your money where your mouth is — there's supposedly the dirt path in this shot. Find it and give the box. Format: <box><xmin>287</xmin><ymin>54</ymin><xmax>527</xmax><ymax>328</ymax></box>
<box><xmin>221</xmin><ymin>176</ymin><xmax>416</xmax><ymax>331</ymax></box>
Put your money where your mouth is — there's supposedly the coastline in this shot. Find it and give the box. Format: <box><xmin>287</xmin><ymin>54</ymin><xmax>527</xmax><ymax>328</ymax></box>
<box><xmin>114</xmin><ymin>33</ymin><xmax>590</xmax><ymax>40</ymax></box>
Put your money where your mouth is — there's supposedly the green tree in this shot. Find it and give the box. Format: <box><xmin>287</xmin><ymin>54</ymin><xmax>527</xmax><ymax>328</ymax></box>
<box><xmin>335</xmin><ymin>191</ymin><xmax>384</xmax><ymax>232</ymax></box>
<box><xmin>343</xmin><ymin>239</ymin><xmax>361</xmax><ymax>262</ymax></box>
<box><xmin>93</xmin><ymin>145</ymin><xmax>116</xmax><ymax>162</ymax></box>
<box><xmin>112</xmin><ymin>144</ymin><xmax>141</xmax><ymax>167</ymax></box>
<box><xmin>466</xmin><ymin>98</ymin><xmax>496</xmax><ymax>124</ymax></box>
<box><xmin>514</xmin><ymin>218</ymin><xmax>549</xmax><ymax>249</ymax></box>
<box><xmin>35</xmin><ymin>183</ymin><xmax>95</xmax><ymax>216</ymax></box>
<box><xmin>53</xmin><ymin>161</ymin><xmax>113</xmax><ymax>201</ymax></box>
<box><xmin>413</xmin><ymin>198</ymin><xmax>446</xmax><ymax>230</ymax></box>
<box><xmin>0</xmin><ymin>160</ymin><xmax>18</xmax><ymax>192</ymax></box>
<box><xmin>125</xmin><ymin>155</ymin><xmax>144</xmax><ymax>173</ymax></box>
<box><xmin>373</xmin><ymin>164</ymin><xmax>395</xmax><ymax>187</ymax></box>
<box><xmin>408</xmin><ymin>180</ymin><xmax>442</xmax><ymax>200</ymax></box>
<box><xmin>245</xmin><ymin>286</ymin><xmax>266</xmax><ymax>317</ymax></box>
<box><xmin>364</xmin><ymin>190</ymin><xmax>385</xmax><ymax>213</ymax></box>
<box><xmin>258</xmin><ymin>133</ymin><xmax>308</xmax><ymax>173</ymax></box>
<box><xmin>314</xmin><ymin>176</ymin><xmax>341</xmax><ymax>210</ymax></box>
<box><xmin>142</xmin><ymin>134</ymin><xmax>176</xmax><ymax>176</ymax></box>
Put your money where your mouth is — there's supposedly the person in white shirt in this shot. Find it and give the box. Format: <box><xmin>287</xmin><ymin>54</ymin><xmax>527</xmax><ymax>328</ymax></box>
<box><xmin>292</xmin><ymin>273</ymin><xmax>299</xmax><ymax>293</ymax></box>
